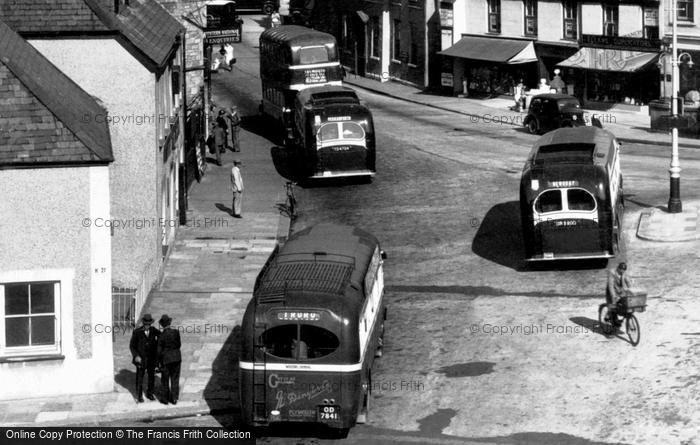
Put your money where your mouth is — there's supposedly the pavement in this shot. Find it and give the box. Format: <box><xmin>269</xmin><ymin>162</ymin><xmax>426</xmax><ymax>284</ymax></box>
<box><xmin>2</xmin><ymin>64</ymin><xmax>698</xmax><ymax>429</ymax></box>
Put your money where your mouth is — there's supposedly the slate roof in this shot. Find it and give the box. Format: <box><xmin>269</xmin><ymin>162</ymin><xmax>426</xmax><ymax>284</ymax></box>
<box><xmin>0</xmin><ymin>20</ymin><xmax>113</xmax><ymax>167</ymax></box>
<box><xmin>0</xmin><ymin>0</ymin><xmax>184</xmax><ymax>70</ymax></box>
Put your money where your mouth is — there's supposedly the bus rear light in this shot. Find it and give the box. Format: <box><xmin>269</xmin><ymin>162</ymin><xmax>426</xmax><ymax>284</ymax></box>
<box><xmin>531</xmin><ymin>179</ymin><xmax>540</xmax><ymax>191</ymax></box>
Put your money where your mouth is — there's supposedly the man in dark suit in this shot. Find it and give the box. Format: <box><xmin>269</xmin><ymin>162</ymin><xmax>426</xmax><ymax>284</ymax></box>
<box><xmin>129</xmin><ymin>313</ymin><xmax>159</xmax><ymax>402</ymax></box>
<box><xmin>157</xmin><ymin>314</ymin><xmax>182</xmax><ymax>405</ymax></box>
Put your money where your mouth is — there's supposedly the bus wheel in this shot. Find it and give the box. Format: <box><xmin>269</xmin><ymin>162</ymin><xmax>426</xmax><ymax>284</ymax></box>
<box><xmin>356</xmin><ymin>374</ymin><xmax>370</xmax><ymax>424</ymax></box>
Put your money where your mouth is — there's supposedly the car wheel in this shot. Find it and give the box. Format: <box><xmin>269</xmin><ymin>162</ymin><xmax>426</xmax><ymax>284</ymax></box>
<box><xmin>527</xmin><ymin>119</ymin><xmax>539</xmax><ymax>135</ymax></box>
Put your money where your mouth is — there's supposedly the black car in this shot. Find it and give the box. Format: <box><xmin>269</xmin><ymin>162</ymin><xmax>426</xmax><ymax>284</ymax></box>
<box><xmin>524</xmin><ymin>94</ymin><xmax>586</xmax><ymax>135</ymax></box>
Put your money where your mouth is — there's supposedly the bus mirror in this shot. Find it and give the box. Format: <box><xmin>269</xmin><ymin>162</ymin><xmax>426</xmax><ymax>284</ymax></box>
<box><xmin>380</xmin><ymin>250</ymin><xmax>387</xmax><ymax>260</ymax></box>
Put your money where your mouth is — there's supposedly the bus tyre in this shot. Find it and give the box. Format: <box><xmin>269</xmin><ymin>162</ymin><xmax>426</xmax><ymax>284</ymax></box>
<box><xmin>527</xmin><ymin>119</ymin><xmax>539</xmax><ymax>135</ymax></box>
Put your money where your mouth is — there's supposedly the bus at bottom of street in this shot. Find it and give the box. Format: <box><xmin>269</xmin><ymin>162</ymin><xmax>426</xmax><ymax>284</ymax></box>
<box><xmin>239</xmin><ymin>223</ymin><xmax>387</xmax><ymax>437</ymax></box>
<box><xmin>520</xmin><ymin>126</ymin><xmax>624</xmax><ymax>261</ymax></box>
<box><xmin>292</xmin><ymin>85</ymin><xmax>376</xmax><ymax>179</ymax></box>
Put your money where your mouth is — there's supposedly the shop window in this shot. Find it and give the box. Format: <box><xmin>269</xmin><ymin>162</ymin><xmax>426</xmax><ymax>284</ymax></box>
<box><xmin>677</xmin><ymin>0</ymin><xmax>694</xmax><ymax>21</ymax></box>
<box><xmin>524</xmin><ymin>0</ymin><xmax>537</xmax><ymax>36</ymax></box>
<box><xmin>1</xmin><ymin>282</ymin><xmax>61</xmax><ymax>357</ymax></box>
<box><xmin>563</xmin><ymin>0</ymin><xmax>577</xmax><ymax>40</ymax></box>
<box><xmin>488</xmin><ymin>0</ymin><xmax>501</xmax><ymax>33</ymax></box>
<box><xmin>262</xmin><ymin>324</ymin><xmax>339</xmax><ymax>360</ymax></box>
<box><xmin>409</xmin><ymin>23</ymin><xmax>418</xmax><ymax>65</ymax></box>
<box><xmin>535</xmin><ymin>190</ymin><xmax>563</xmax><ymax>213</ymax></box>
<box><xmin>603</xmin><ymin>5</ymin><xmax>618</xmax><ymax>36</ymax></box>
<box><xmin>567</xmin><ymin>189</ymin><xmax>597</xmax><ymax>211</ymax></box>
<box><xmin>392</xmin><ymin>19</ymin><xmax>401</xmax><ymax>61</ymax></box>
<box><xmin>370</xmin><ymin>17</ymin><xmax>380</xmax><ymax>58</ymax></box>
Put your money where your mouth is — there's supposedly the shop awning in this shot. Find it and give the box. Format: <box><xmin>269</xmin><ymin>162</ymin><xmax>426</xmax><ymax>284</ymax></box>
<box><xmin>438</xmin><ymin>36</ymin><xmax>537</xmax><ymax>64</ymax></box>
<box><xmin>557</xmin><ymin>47</ymin><xmax>659</xmax><ymax>72</ymax></box>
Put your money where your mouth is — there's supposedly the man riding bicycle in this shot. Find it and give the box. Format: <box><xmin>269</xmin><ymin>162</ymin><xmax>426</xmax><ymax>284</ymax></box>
<box><xmin>606</xmin><ymin>262</ymin><xmax>632</xmax><ymax>327</ymax></box>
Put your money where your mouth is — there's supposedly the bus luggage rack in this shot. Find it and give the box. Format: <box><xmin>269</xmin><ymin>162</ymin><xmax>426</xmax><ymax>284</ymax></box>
<box><xmin>256</xmin><ymin>259</ymin><xmax>354</xmax><ymax>302</ymax></box>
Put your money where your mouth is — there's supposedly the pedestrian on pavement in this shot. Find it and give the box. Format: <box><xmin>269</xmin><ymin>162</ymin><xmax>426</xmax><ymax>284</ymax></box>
<box><xmin>228</xmin><ymin>106</ymin><xmax>241</xmax><ymax>152</ymax></box>
<box><xmin>157</xmin><ymin>314</ymin><xmax>181</xmax><ymax>405</ymax></box>
<box><xmin>129</xmin><ymin>313</ymin><xmax>159</xmax><ymax>403</ymax></box>
<box><xmin>231</xmin><ymin>159</ymin><xmax>244</xmax><ymax>218</ymax></box>
<box><xmin>606</xmin><ymin>262</ymin><xmax>633</xmax><ymax>326</ymax></box>
<box><xmin>514</xmin><ymin>79</ymin><xmax>524</xmax><ymax>112</ymax></box>
<box><xmin>213</xmin><ymin>121</ymin><xmax>226</xmax><ymax>166</ymax></box>
<box><xmin>216</xmin><ymin>109</ymin><xmax>230</xmax><ymax>149</ymax></box>
<box><xmin>270</xmin><ymin>11</ymin><xmax>281</xmax><ymax>28</ymax></box>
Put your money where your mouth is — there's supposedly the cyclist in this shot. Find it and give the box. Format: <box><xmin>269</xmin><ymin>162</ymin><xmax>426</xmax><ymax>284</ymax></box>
<box><xmin>606</xmin><ymin>262</ymin><xmax>632</xmax><ymax>327</ymax></box>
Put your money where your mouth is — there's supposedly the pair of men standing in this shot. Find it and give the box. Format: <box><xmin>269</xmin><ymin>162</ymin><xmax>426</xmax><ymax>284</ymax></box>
<box><xmin>212</xmin><ymin>106</ymin><xmax>241</xmax><ymax>166</ymax></box>
<box><xmin>129</xmin><ymin>313</ymin><xmax>181</xmax><ymax>404</ymax></box>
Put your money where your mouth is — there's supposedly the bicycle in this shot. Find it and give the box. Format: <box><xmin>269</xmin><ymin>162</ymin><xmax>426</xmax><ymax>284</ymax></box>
<box><xmin>598</xmin><ymin>292</ymin><xmax>647</xmax><ymax>346</ymax></box>
<box><xmin>275</xmin><ymin>181</ymin><xmax>298</xmax><ymax>220</ymax></box>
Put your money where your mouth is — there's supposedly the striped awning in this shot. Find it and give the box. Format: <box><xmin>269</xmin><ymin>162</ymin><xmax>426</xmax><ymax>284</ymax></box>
<box><xmin>438</xmin><ymin>36</ymin><xmax>538</xmax><ymax>64</ymax></box>
<box><xmin>557</xmin><ymin>47</ymin><xmax>659</xmax><ymax>72</ymax></box>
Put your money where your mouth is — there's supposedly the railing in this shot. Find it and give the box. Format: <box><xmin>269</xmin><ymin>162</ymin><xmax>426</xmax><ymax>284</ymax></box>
<box><xmin>111</xmin><ymin>260</ymin><xmax>160</xmax><ymax>332</ymax></box>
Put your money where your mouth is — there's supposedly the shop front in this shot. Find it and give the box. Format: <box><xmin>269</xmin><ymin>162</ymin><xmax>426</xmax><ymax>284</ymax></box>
<box><xmin>557</xmin><ymin>35</ymin><xmax>660</xmax><ymax>109</ymax></box>
<box><xmin>438</xmin><ymin>35</ymin><xmax>538</xmax><ymax>97</ymax></box>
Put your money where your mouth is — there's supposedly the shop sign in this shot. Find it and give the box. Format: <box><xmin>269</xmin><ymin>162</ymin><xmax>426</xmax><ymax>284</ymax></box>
<box><xmin>581</xmin><ymin>34</ymin><xmax>660</xmax><ymax>51</ymax></box>
<box><xmin>205</xmin><ymin>27</ymin><xmax>241</xmax><ymax>44</ymax></box>
<box><xmin>441</xmin><ymin>73</ymin><xmax>454</xmax><ymax>87</ymax></box>
<box><xmin>644</xmin><ymin>8</ymin><xmax>659</xmax><ymax>27</ymax></box>
<box><xmin>439</xmin><ymin>8</ymin><xmax>453</xmax><ymax>27</ymax></box>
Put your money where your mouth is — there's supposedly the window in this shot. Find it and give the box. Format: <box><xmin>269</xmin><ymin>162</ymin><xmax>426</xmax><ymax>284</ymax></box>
<box><xmin>392</xmin><ymin>19</ymin><xmax>401</xmax><ymax>60</ymax></box>
<box><xmin>370</xmin><ymin>17</ymin><xmax>380</xmax><ymax>58</ymax></box>
<box><xmin>488</xmin><ymin>0</ymin><xmax>501</xmax><ymax>33</ymax></box>
<box><xmin>603</xmin><ymin>5</ymin><xmax>618</xmax><ymax>36</ymax></box>
<box><xmin>262</xmin><ymin>324</ymin><xmax>339</xmax><ymax>360</ymax></box>
<box><xmin>409</xmin><ymin>23</ymin><xmax>418</xmax><ymax>65</ymax></box>
<box><xmin>299</xmin><ymin>46</ymin><xmax>329</xmax><ymax>65</ymax></box>
<box><xmin>535</xmin><ymin>190</ymin><xmax>563</xmax><ymax>213</ymax></box>
<box><xmin>341</xmin><ymin>15</ymin><xmax>351</xmax><ymax>51</ymax></box>
<box><xmin>1</xmin><ymin>282</ymin><xmax>60</xmax><ymax>356</ymax></box>
<box><xmin>677</xmin><ymin>0</ymin><xmax>694</xmax><ymax>21</ymax></box>
<box><xmin>524</xmin><ymin>0</ymin><xmax>537</xmax><ymax>36</ymax></box>
<box><xmin>341</xmin><ymin>122</ymin><xmax>365</xmax><ymax>139</ymax></box>
<box><xmin>563</xmin><ymin>0</ymin><xmax>577</xmax><ymax>40</ymax></box>
<box><xmin>318</xmin><ymin>123</ymin><xmax>340</xmax><ymax>141</ymax></box>
<box><xmin>567</xmin><ymin>189</ymin><xmax>597</xmax><ymax>211</ymax></box>
<box><xmin>318</xmin><ymin>122</ymin><xmax>365</xmax><ymax>141</ymax></box>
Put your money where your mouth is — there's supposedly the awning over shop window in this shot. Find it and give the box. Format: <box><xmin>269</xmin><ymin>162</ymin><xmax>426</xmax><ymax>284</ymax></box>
<box><xmin>438</xmin><ymin>36</ymin><xmax>537</xmax><ymax>64</ymax></box>
<box><xmin>557</xmin><ymin>47</ymin><xmax>659</xmax><ymax>72</ymax></box>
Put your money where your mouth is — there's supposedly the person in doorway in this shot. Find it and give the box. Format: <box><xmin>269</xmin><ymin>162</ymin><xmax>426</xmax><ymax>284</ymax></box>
<box><xmin>230</xmin><ymin>159</ymin><xmax>244</xmax><ymax>218</ymax></box>
<box><xmin>550</xmin><ymin>69</ymin><xmax>565</xmax><ymax>94</ymax></box>
<box><xmin>157</xmin><ymin>314</ymin><xmax>181</xmax><ymax>405</ymax></box>
<box><xmin>129</xmin><ymin>313</ymin><xmax>159</xmax><ymax>403</ymax></box>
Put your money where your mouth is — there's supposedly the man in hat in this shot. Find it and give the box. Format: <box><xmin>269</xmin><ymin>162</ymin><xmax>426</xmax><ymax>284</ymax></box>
<box><xmin>157</xmin><ymin>314</ymin><xmax>181</xmax><ymax>404</ymax></box>
<box><xmin>231</xmin><ymin>159</ymin><xmax>244</xmax><ymax>218</ymax></box>
<box><xmin>129</xmin><ymin>313</ymin><xmax>159</xmax><ymax>402</ymax></box>
<box><xmin>606</xmin><ymin>262</ymin><xmax>633</xmax><ymax>327</ymax></box>
<box><xmin>228</xmin><ymin>106</ymin><xmax>241</xmax><ymax>152</ymax></box>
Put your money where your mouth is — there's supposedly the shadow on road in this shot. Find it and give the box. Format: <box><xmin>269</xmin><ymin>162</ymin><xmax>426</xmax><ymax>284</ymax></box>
<box><xmin>471</xmin><ymin>201</ymin><xmax>525</xmax><ymax>270</ymax></box>
<box><xmin>240</xmin><ymin>115</ymin><xmax>282</xmax><ymax>146</ymax></box>
<box><xmin>203</xmin><ymin>325</ymin><xmax>244</xmax><ymax>427</ymax></box>
<box><xmin>569</xmin><ymin>316</ymin><xmax>608</xmax><ymax>337</ymax></box>
<box><xmin>114</xmin><ymin>368</ymin><xmax>140</xmax><ymax>402</ymax></box>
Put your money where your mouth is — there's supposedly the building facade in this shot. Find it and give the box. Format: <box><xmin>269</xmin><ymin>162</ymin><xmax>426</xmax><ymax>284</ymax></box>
<box><xmin>0</xmin><ymin>21</ymin><xmax>114</xmax><ymax>399</ymax></box>
<box><xmin>0</xmin><ymin>0</ymin><xmax>186</xmax><ymax>328</ymax></box>
<box><xmin>658</xmin><ymin>0</ymin><xmax>700</xmax><ymax>99</ymax></box>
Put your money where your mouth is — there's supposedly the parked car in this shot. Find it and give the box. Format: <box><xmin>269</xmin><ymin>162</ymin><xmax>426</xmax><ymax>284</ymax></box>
<box><xmin>524</xmin><ymin>94</ymin><xmax>585</xmax><ymax>135</ymax></box>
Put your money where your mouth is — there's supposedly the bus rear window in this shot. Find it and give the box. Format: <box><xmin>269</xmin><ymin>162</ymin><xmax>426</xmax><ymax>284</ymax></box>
<box><xmin>262</xmin><ymin>324</ymin><xmax>339</xmax><ymax>360</ymax></box>
<box><xmin>567</xmin><ymin>188</ymin><xmax>596</xmax><ymax>211</ymax></box>
<box><xmin>318</xmin><ymin>123</ymin><xmax>339</xmax><ymax>141</ymax></box>
<box><xmin>342</xmin><ymin>122</ymin><xmax>365</xmax><ymax>139</ymax></box>
<box><xmin>299</xmin><ymin>46</ymin><xmax>329</xmax><ymax>64</ymax></box>
<box><xmin>535</xmin><ymin>190</ymin><xmax>563</xmax><ymax>213</ymax></box>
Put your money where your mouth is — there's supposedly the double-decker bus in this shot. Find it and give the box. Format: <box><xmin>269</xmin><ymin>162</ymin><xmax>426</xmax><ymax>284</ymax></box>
<box><xmin>259</xmin><ymin>25</ymin><xmax>344</xmax><ymax>141</ymax></box>
<box><xmin>239</xmin><ymin>223</ymin><xmax>387</xmax><ymax>436</ymax></box>
<box><xmin>292</xmin><ymin>85</ymin><xmax>376</xmax><ymax>179</ymax></box>
<box><xmin>520</xmin><ymin>126</ymin><xmax>624</xmax><ymax>261</ymax></box>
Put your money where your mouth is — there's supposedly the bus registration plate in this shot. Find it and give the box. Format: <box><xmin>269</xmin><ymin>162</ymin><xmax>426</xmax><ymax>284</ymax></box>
<box><xmin>317</xmin><ymin>405</ymin><xmax>340</xmax><ymax>421</ymax></box>
<box><xmin>305</xmin><ymin>69</ymin><xmax>327</xmax><ymax>84</ymax></box>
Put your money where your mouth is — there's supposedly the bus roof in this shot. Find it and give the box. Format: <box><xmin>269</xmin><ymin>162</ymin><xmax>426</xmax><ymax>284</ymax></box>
<box><xmin>527</xmin><ymin>127</ymin><xmax>617</xmax><ymax>167</ymax></box>
<box><xmin>254</xmin><ymin>223</ymin><xmax>379</xmax><ymax>307</ymax></box>
<box><xmin>297</xmin><ymin>85</ymin><xmax>360</xmax><ymax>106</ymax></box>
<box><xmin>260</xmin><ymin>25</ymin><xmax>337</xmax><ymax>47</ymax></box>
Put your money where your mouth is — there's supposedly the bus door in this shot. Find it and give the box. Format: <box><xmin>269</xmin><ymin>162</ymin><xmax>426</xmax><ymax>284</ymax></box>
<box><xmin>257</xmin><ymin>313</ymin><xmax>355</xmax><ymax>427</ymax></box>
<box><xmin>532</xmin><ymin>186</ymin><xmax>605</xmax><ymax>257</ymax></box>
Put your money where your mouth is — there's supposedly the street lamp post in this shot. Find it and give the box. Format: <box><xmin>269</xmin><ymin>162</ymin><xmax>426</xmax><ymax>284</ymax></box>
<box><xmin>668</xmin><ymin>2</ymin><xmax>690</xmax><ymax>213</ymax></box>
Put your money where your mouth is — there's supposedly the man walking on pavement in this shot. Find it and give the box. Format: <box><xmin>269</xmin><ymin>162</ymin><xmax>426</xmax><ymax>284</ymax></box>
<box><xmin>129</xmin><ymin>313</ymin><xmax>159</xmax><ymax>403</ymax></box>
<box><xmin>228</xmin><ymin>106</ymin><xmax>241</xmax><ymax>152</ymax></box>
<box><xmin>157</xmin><ymin>314</ymin><xmax>181</xmax><ymax>405</ymax></box>
<box><xmin>213</xmin><ymin>120</ymin><xmax>226</xmax><ymax>166</ymax></box>
<box><xmin>231</xmin><ymin>159</ymin><xmax>244</xmax><ymax>218</ymax></box>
